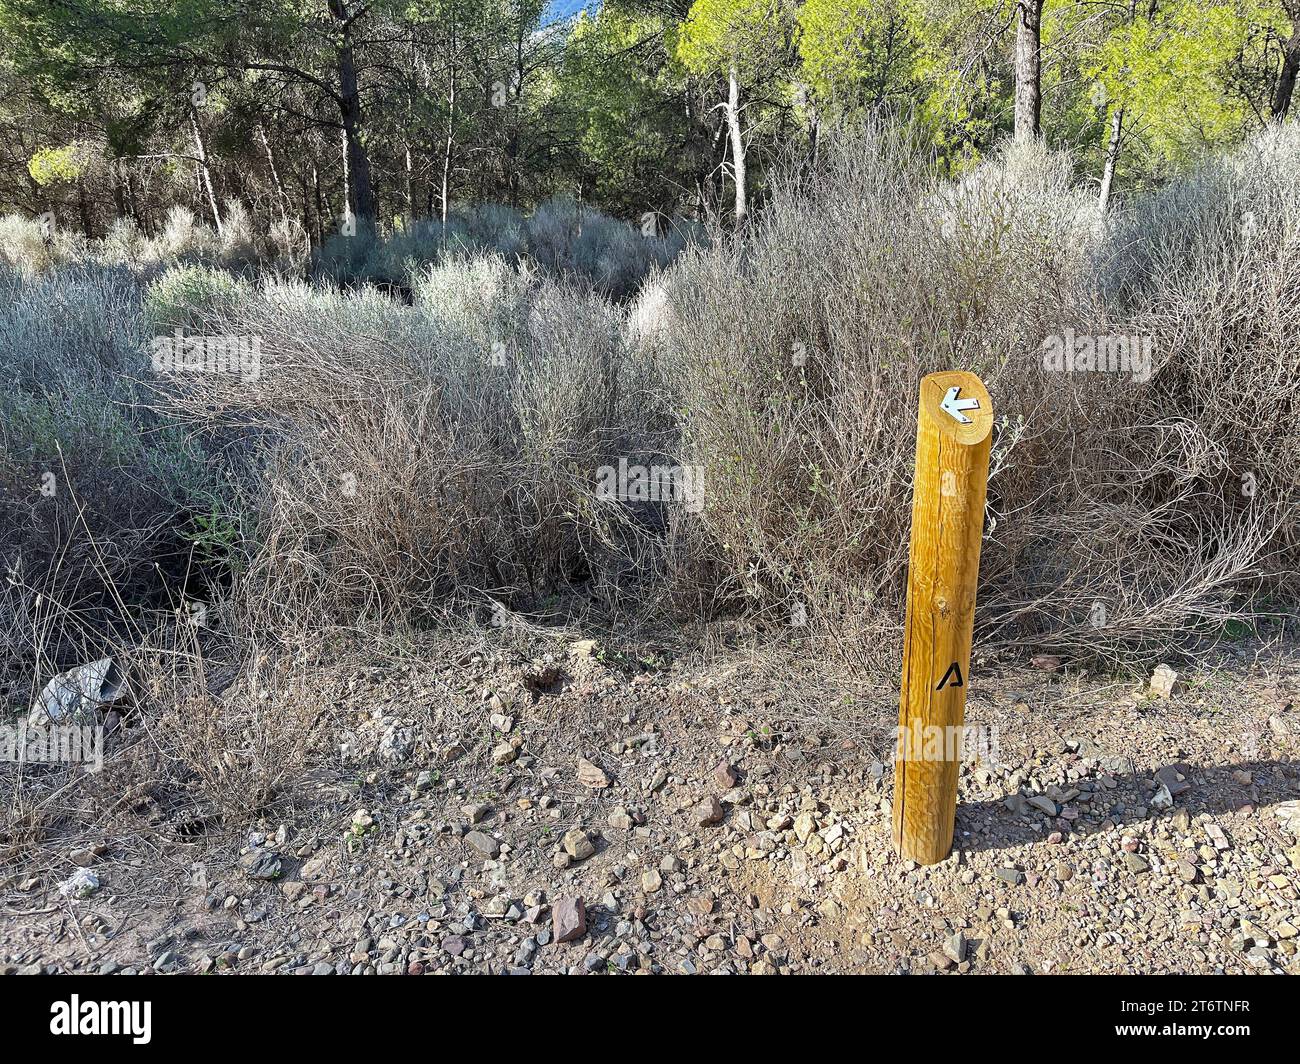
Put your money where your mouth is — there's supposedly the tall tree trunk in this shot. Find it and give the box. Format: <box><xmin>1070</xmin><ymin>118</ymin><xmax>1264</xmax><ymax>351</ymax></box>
<box><xmin>684</xmin><ymin>91</ymin><xmax>708</xmax><ymax>221</ymax></box>
<box><xmin>125</xmin><ymin>167</ymin><xmax>143</xmax><ymax>231</ymax></box>
<box><xmin>76</xmin><ymin>175</ymin><xmax>93</xmax><ymax>237</ymax></box>
<box><xmin>27</xmin><ymin>170</ymin><xmax>40</xmax><ymax>220</ymax></box>
<box><xmin>111</xmin><ymin>158</ymin><xmax>126</xmax><ymax>222</ymax></box>
<box><xmin>726</xmin><ymin>64</ymin><xmax>747</xmax><ymax>227</ymax></box>
<box><xmin>404</xmin><ymin>142</ymin><xmax>413</xmax><ymax>218</ymax></box>
<box><xmin>1098</xmin><ymin>105</ymin><xmax>1124</xmax><ymax>213</ymax></box>
<box><xmin>507</xmin><ymin>20</ymin><xmax>526</xmax><ymax>209</ymax></box>
<box><xmin>712</xmin><ymin>113</ymin><xmax>727</xmax><ymax>216</ymax></box>
<box><xmin>301</xmin><ymin>170</ymin><xmax>314</xmax><ymax>253</ymax></box>
<box><xmin>441</xmin><ymin>63</ymin><xmax>457</xmax><ymax>237</ymax></box>
<box><xmin>1274</xmin><ymin>18</ymin><xmax>1300</xmax><ymax>121</ymax></box>
<box><xmin>1098</xmin><ymin>0</ymin><xmax>1137</xmax><ymax>212</ymax></box>
<box><xmin>340</xmin><ymin>126</ymin><xmax>350</xmax><ymax>227</ymax></box>
<box><xmin>189</xmin><ymin>107</ymin><xmax>223</xmax><ymax>233</ymax></box>
<box><xmin>312</xmin><ymin>162</ymin><xmax>325</xmax><ymax>246</ymax></box>
<box><xmin>258</xmin><ymin>124</ymin><xmax>290</xmax><ymax>219</ymax></box>
<box><xmin>1014</xmin><ymin>0</ymin><xmax>1045</xmax><ymax>142</ymax></box>
<box><xmin>330</xmin><ymin>0</ymin><xmax>376</xmax><ymax>223</ymax></box>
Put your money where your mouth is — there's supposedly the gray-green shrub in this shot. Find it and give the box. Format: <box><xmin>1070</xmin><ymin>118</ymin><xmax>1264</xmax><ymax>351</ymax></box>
<box><xmin>0</xmin><ymin>264</ymin><xmax>227</xmax><ymax>706</ymax></box>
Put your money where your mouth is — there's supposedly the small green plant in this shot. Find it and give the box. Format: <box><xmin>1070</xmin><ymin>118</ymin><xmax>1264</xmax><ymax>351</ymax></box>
<box><xmin>144</xmin><ymin>264</ymin><xmax>250</xmax><ymax>332</ymax></box>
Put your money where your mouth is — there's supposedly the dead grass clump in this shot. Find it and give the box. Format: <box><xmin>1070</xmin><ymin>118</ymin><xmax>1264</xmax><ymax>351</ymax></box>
<box><xmin>152</xmin><ymin>254</ymin><xmax>675</xmax><ymax>633</ymax></box>
<box><xmin>136</xmin><ymin>624</ymin><xmax>337</xmax><ymax>820</ymax></box>
<box><xmin>658</xmin><ymin>120</ymin><xmax>1293</xmax><ymax>672</ymax></box>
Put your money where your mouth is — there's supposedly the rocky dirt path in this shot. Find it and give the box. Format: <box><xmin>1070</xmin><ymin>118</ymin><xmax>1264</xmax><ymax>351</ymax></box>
<box><xmin>2</xmin><ymin>637</ymin><xmax>1298</xmax><ymax>975</ymax></box>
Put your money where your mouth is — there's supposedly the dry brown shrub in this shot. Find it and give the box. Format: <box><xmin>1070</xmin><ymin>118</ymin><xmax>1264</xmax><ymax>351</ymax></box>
<box><xmin>656</xmin><ymin>121</ymin><xmax>1297</xmax><ymax>673</ymax></box>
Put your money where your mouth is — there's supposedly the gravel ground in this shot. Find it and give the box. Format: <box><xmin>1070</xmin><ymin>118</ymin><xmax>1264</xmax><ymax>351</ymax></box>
<box><xmin>2</xmin><ymin>633</ymin><xmax>1298</xmax><ymax>975</ymax></box>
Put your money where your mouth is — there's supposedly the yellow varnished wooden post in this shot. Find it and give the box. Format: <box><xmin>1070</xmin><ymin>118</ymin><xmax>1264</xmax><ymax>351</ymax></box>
<box><xmin>892</xmin><ymin>370</ymin><xmax>993</xmax><ymax>865</ymax></box>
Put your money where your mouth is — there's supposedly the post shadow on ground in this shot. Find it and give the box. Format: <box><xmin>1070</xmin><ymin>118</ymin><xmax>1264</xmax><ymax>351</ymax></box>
<box><xmin>952</xmin><ymin>758</ymin><xmax>1300</xmax><ymax>854</ymax></box>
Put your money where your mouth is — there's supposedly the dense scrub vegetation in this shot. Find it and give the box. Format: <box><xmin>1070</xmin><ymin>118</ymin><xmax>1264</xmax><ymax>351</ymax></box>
<box><xmin>3</xmin><ymin>124</ymin><xmax>1296</xmax><ymax>727</ymax></box>
<box><xmin>2</xmin><ymin>1</ymin><xmax>1298</xmax><ymax>831</ymax></box>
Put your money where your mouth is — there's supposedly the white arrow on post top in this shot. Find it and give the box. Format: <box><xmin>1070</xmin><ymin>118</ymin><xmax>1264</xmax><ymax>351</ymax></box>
<box><xmin>939</xmin><ymin>385</ymin><xmax>981</xmax><ymax>425</ymax></box>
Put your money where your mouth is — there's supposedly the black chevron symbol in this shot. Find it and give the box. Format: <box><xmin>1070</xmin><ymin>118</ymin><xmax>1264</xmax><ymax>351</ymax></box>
<box><xmin>936</xmin><ymin>662</ymin><xmax>964</xmax><ymax>691</ymax></box>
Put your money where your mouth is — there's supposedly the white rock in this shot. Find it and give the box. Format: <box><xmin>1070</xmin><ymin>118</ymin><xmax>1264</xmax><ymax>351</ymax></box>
<box><xmin>1274</xmin><ymin>801</ymin><xmax>1300</xmax><ymax>837</ymax></box>
<box><xmin>59</xmin><ymin>869</ymin><xmax>100</xmax><ymax>898</ymax></box>
<box><xmin>1149</xmin><ymin>664</ymin><xmax>1180</xmax><ymax>699</ymax></box>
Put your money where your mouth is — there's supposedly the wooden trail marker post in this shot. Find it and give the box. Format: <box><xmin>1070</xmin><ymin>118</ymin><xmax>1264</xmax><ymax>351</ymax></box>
<box><xmin>893</xmin><ymin>370</ymin><xmax>993</xmax><ymax>865</ymax></box>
